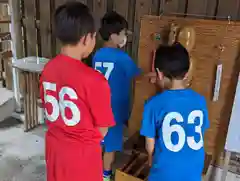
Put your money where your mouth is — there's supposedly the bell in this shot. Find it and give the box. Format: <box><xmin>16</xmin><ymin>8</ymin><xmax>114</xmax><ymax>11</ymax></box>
<box><xmin>168</xmin><ymin>23</ymin><xmax>180</xmax><ymax>45</ymax></box>
<box><xmin>184</xmin><ymin>57</ymin><xmax>195</xmax><ymax>87</ymax></box>
<box><xmin>177</xmin><ymin>26</ymin><xmax>196</xmax><ymax>52</ymax></box>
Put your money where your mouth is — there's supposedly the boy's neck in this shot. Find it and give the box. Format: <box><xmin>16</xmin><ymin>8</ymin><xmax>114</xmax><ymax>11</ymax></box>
<box><xmin>61</xmin><ymin>45</ymin><xmax>84</xmax><ymax>60</ymax></box>
<box><xmin>103</xmin><ymin>41</ymin><xmax>118</xmax><ymax>48</ymax></box>
<box><xmin>169</xmin><ymin>79</ymin><xmax>186</xmax><ymax>90</ymax></box>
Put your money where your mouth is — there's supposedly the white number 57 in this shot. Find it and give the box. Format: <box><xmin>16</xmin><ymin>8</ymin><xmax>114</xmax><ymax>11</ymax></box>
<box><xmin>94</xmin><ymin>62</ymin><xmax>114</xmax><ymax>80</ymax></box>
<box><xmin>43</xmin><ymin>82</ymin><xmax>81</xmax><ymax>126</ymax></box>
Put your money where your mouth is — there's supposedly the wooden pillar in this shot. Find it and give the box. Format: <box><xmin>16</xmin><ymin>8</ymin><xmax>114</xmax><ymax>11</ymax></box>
<box><xmin>9</xmin><ymin>0</ymin><xmax>24</xmax><ymax>112</ymax></box>
<box><xmin>9</xmin><ymin>0</ymin><xmax>23</xmax><ymax>59</ymax></box>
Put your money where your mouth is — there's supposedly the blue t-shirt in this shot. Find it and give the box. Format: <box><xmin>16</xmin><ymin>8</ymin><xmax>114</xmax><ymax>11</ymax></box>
<box><xmin>92</xmin><ymin>47</ymin><xmax>141</xmax><ymax>123</ymax></box>
<box><xmin>140</xmin><ymin>89</ymin><xmax>210</xmax><ymax>181</ymax></box>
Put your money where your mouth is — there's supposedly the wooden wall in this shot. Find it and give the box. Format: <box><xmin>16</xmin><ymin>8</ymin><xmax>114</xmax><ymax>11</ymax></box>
<box><xmin>0</xmin><ymin>2</ymin><xmax>12</xmax><ymax>89</ymax></box>
<box><xmin>15</xmin><ymin>0</ymin><xmax>240</xmax><ymax>61</ymax></box>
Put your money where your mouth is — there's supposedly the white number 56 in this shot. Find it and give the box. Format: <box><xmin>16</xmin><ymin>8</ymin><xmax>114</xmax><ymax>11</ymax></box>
<box><xmin>43</xmin><ymin>82</ymin><xmax>81</xmax><ymax>126</ymax></box>
<box><xmin>162</xmin><ymin>110</ymin><xmax>204</xmax><ymax>152</ymax></box>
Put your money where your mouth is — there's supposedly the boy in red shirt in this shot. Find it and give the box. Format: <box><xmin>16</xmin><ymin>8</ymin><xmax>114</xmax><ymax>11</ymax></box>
<box><xmin>39</xmin><ymin>2</ymin><xmax>115</xmax><ymax>181</ymax></box>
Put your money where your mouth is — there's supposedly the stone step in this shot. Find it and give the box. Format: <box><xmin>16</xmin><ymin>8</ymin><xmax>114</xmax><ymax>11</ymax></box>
<box><xmin>0</xmin><ymin>88</ymin><xmax>15</xmax><ymax>122</ymax></box>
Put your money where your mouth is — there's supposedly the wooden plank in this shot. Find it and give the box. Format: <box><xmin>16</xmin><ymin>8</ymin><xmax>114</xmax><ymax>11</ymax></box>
<box><xmin>151</xmin><ymin>0</ymin><xmax>160</xmax><ymax>15</ymax></box>
<box><xmin>113</xmin><ymin>0</ymin><xmax>131</xmax><ymax>53</ymax></box>
<box><xmin>0</xmin><ymin>0</ymin><xmax>8</xmax><ymax>3</ymax></box>
<box><xmin>0</xmin><ymin>15</ymin><xmax>10</xmax><ymax>23</ymax></box>
<box><xmin>54</xmin><ymin>0</ymin><xmax>68</xmax><ymax>54</ymax></box>
<box><xmin>163</xmin><ymin>0</ymin><xmax>187</xmax><ymax>14</ymax></box>
<box><xmin>113</xmin><ymin>0</ymin><xmax>129</xmax><ymax>20</ymax></box>
<box><xmin>0</xmin><ymin>32</ymin><xmax>10</xmax><ymax>40</ymax></box>
<box><xmin>0</xmin><ymin>19</ymin><xmax>10</xmax><ymax>23</ymax></box>
<box><xmin>220</xmin><ymin>151</ymin><xmax>231</xmax><ymax>181</ymax></box>
<box><xmin>39</xmin><ymin>0</ymin><xmax>52</xmax><ymax>58</ymax></box>
<box><xmin>87</xmin><ymin>0</ymin><xmax>93</xmax><ymax>11</ymax></box>
<box><xmin>132</xmin><ymin>0</ymin><xmax>152</xmax><ymax>61</ymax></box>
<box><xmin>217</xmin><ymin>0</ymin><xmax>240</xmax><ymax>20</ymax></box>
<box><xmin>92</xmin><ymin>0</ymin><xmax>107</xmax><ymax>29</ymax></box>
<box><xmin>75</xmin><ymin>0</ymin><xmax>87</xmax><ymax>4</ymax></box>
<box><xmin>187</xmin><ymin>0</ymin><xmax>208</xmax><ymax>15</ymax></box>
<box><xmin>206</xmin><ymin>0</ymin><xmax>218</xmax><ymax>17</ymax></box>
<box><xmin>23</xmin><ymin>0</ymin><xmax>37</xmax><ymax>56</ymax></box>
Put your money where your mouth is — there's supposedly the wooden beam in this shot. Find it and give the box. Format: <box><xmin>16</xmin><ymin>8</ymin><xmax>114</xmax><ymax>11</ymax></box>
<box><xmin>23</xmin><ymin>0</ymin><xmax>37</xmax><ymax>56</ymax></box>
<box><xmin>0</xmin><ymin>0</ymin><xmax>8</xmax><ymax>3</ymax></box>
<box><xmin>39</xmin><ymin>0</ymin><xmax>52</xmax><ymax>58</ymax></box>
<box><xmin>0</xmin><ymin>32</ymin><xmax>11</xmax><ymax>40</ymax></box>
<box><xmin>0</xmin><ymin>19</ymin><xmax>10</xmax><ymax>23</ymax></box>
<box><xmin>9</xmin><ymin>0</ymin><xmax>23</xmax><ymax>58</ymax></box>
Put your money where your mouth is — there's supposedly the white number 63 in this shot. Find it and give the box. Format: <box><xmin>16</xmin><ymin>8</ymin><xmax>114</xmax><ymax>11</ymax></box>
<box><xmin>162</xmin><ymin>110</ymin><xmax>204</xmax><ymax>152</ymax></box>
<box><xmin>43</xmin><ymin>82</ymin><xmax>81</xmax><ymax>126</ymax></box>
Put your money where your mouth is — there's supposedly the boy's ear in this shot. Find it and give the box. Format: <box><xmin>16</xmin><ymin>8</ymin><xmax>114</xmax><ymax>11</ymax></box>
<box><xmin>156</xmin><ymin>68</ymin><xmax>164</xmax><ymax>80</ymax></box>
<box><xmin>80</xmin><ymin>33</ymin><xmax>96</xmax><ymax>45</ymax></box>
<box><xmin>79</xmin><ymin>35</ymin><xmax>87</xmax><ymax>45</ymax></box>
<box><xmin>183</xmin><ymin>72</ymin><xmax>188</xmax><ymax>80</ymax></box>
<box><xmin>110</xmin><ymin>33</ymin><xmax>119</xmax><ymax>42</ymax></box>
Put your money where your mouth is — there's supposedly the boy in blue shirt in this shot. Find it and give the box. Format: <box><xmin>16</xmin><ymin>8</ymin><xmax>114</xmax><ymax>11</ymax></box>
<box><xmin>141</xmin><ymin>43</ymin><xmax>210</xmax><ymax>181</ymax></box>
<box><xmin>93</xmin><ymin>11</ymin><xmax>154</xmax><ymax>181</ymax></box>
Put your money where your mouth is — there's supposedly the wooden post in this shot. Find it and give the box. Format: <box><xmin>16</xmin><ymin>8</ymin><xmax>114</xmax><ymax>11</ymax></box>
<box><xmin>220</xmin><ymin>151</ymin><xmax>231</xmax><ymax>181</ymax></box>
<box><xmin>9</xmin><ymin>0</ymin><xmax>24</xmax><ymax>112</ymax></box>
<box><xmin>39</xmin><ymin>0</ymin><xmax>52</xmax><ymax>58</ymax></box>
<box><xmin>92</xmin><ymin>0</ymin><xmax>107</xmax><ymax>30</ymax></box>
<box><xmin>9</xmin><ymin>0</ymin><xmax>23</xmax><ymax>59</ymax></box>
<box><xmin>23</xmin><ymin>0</ymin><xmax>37</xmax><ymax>56</ymax></box>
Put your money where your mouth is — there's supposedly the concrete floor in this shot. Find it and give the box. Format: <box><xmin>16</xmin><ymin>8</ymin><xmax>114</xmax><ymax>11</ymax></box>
<box><xmin>1</xmin><ymin>117</ymin><xmax>240</xmax><ymax>181</ymax></box>
<box><xmin>0</xmin><ymin>117</ymin><xmax>130</xmax><ymax>181</ymax></box>
<box><xmin>0</xmin><ymin>118</ymin><xmax>45</xmax><ymax>181</ymax></box>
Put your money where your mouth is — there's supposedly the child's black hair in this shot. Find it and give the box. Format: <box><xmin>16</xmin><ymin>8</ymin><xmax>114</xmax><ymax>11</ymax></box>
<box><xmin>54</xmin><ymin>2</ymin><xmax>95</xmax><ymax>45</ymax></box>
<box><xmin>99</xmin><ymin>11</ymin><xmax>128</xmax><ymax>41</ymax></box>
<box><xmin>154</xmin><ymin>42</ymin><xmax>190</xmax><ymax>79</ymax></box>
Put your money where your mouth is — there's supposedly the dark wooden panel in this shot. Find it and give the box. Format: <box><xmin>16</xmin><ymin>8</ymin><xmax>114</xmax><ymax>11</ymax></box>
<box><xmin>206</xmin><ymin>0</ymin><xmax>218</xmax><ymax>17</ymax></box>
<box><xmin>187</xmin><ymin>0</ymin><xmax>208</xmax><ymax>15</ymax></box>
<box><xmin>107</xmin><ymin>0</ymin><xmax>113</xmax><ymax>12</ymax></box>
<box><xmin>54</xmin><ymin>0</ymin><xmax>67</xmax><ymax>54</ymax></box>
<box><xmin>75</xmin><ymin>0</ymin><xmax>87</xmax><ymax>4</ymax></box>
<box><xmin>0</xmin><ymin>0</ymin><xmax>8</xmax><ymax>3</ymax></box>
<box><xmin>217</xmin><ymin>0</ymin><xmax>240</xmax><ymax>20</ymax></box>
<box><xmin>23</xmin><ymin>0</ymin><xmax>37</xmax><ymax>56</ymax></box>
<box><xmin>39</xmin><ymin>0</ymin><xmax>52</xmax><ymax>58</ymax></box>
<box><xmin>132</xmin><ymin>0</ymin><xmax>152</xmax><ymax>61</ymax></box>
<box><xmin>113</xmin><ymin>0</ymin><xmax>129</xmax><ymax>20</ymax></box>
<box><xmin>92</xmin><ymin>0</ymin><xmax>107</xmax><ymax>29</ymax></box>
<box><xmin>151</xmin><ymin>0</ymin><xmax>160</xmax><ymax>15</ymax></box>
<box><xmin>163</xmin><ymin>0</ymin><xmax>187</xmax><ymax>14</ymax></box>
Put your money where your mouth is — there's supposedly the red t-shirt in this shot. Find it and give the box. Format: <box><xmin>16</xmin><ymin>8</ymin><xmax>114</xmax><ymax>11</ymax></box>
<box><xmin>40</xmin><ymin>54</ymin><xmax>115</xmax><ymax>145</ymax></box>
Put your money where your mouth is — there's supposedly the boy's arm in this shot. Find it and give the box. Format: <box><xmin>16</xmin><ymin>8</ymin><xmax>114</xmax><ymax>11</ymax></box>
<box><xmin>146</xmin><ymin>137</ymin><xmax>155</xmax><ymax>166</ymax></box>
<box><xmin>123</xmin><ymin>55</ymin><xmax>156</xmax><ymax>81</ymax></box>
<box><xmin>88</xmin><ymin>76</ymin><xmax>115</xmax><ymax>137</ymax></box>
<box><xmin>135</xmin><ymin>72</ymin><xmax>156</xmax><ymax>82</ymax></box>
<box><xmin>140</xmin><ymin>101</ymin><xmax>157</xmax><ymax>166</ymax></box>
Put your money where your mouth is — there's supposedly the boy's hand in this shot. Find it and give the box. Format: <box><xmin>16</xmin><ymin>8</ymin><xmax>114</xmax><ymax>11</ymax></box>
<box><xmin>148</xmin><ymin>154</ymin><xmax>153</xmax><ymax>166</ymax></box>
<box><xmin>135</xmin><ymin>72</ymin><xmax>157</xmax><ymax>82</ymax></box>
<box><xmin>145</xmin><ymin>72</ymin><xmax>157</xmax><ymax>84</ymax></box>
<box><xmin>98</xmin><ymin>127</ymin><xmax>108</xmax><ymax>137</ymax></box>
<box><xmin>145</xmin><ymin>72</ymin><xmax>157</xmax><ymax>78</ymax></box>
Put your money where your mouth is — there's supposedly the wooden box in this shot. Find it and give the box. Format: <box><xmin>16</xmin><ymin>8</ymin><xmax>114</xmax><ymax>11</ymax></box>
<box><xmin>115</xmin><ymin>152</ymin><xmax>150</xmax><ymax>181</ymax></box>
